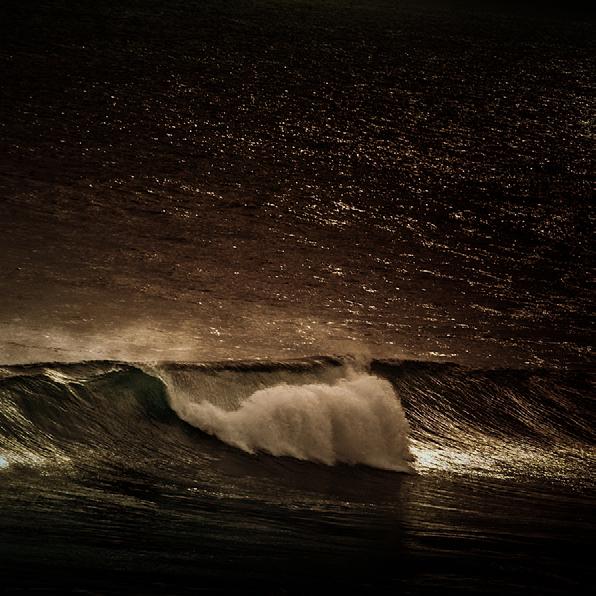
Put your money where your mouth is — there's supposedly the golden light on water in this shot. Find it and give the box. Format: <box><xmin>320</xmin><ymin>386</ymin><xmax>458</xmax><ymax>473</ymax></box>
<box><xmin>411</xmin><ymin>440</ymin><xmax>593</xmax><ymax>484</ymax></box>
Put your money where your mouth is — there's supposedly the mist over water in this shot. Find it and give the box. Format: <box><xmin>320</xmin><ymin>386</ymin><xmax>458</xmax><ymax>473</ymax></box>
<box><xmin>0</xmin><ymin>1</ymin><xmax>594</xmax><ymax>594</ymax></box>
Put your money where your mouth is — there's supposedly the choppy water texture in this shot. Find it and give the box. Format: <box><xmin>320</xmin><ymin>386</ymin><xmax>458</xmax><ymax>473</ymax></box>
<box><xmin>0</xmin><ymin>0</ymin><xmax>594</xmax><ymax>594</ymax></box>
<box><xmin>1</xmin><ymin>0</ymin><xmax>594</xmax><ymax>367</ymax></box>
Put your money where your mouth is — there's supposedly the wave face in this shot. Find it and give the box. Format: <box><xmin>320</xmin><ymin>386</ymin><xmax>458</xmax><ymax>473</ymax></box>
<box><xmin>0</xmin><ymin>362</ymin><xmax>182</xmax><ymax>471</ymax></box>
<box><xmin>372</xmin><ymin>360</ymin><xmax>596</xmax><ymax>480</ymax></box>
<box><xmin>0</xmin><ymin>357</ymin><xmax>594</xmax><ymax>480</ymax></box>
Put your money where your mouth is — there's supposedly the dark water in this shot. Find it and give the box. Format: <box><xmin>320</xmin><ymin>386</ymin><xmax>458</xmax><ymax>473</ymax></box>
<box><xmin>0</xmin><ymin>358</ymin><xmax>594</xmax><ymax>594</ymax></box>
<box><xmin>1</xmin><ymin>1</ymin><xmax>594</xmax><ymax>594</ymax></box>
<box><xmin>1</xmin><ymin>0</ymin><xmax>594</xmax><ymax>367</ymax></box>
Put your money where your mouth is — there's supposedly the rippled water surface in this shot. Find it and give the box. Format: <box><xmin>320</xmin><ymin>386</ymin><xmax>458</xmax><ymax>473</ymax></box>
<box><xmin>1</xmin><ymin>1</ymin><xmax>594</xmax><ymax>594</ymax></box>
<box><xmin>1</xmin><ymin>0</ymin><xmax>594</xmax><ymax>367</ymax></box>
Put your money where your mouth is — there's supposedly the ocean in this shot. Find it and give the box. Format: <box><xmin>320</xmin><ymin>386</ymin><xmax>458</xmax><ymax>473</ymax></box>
<box><xmin>1</xmin><ymin>1</ymin><xmax>594</xmax><ymax>593</ymax></box>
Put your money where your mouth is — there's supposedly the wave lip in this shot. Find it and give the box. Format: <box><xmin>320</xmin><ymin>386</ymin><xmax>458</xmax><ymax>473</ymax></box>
<box><xmin>167</xmin><ymin>373</ymin><xmax>413</xmax><ymax>472</ymax></box>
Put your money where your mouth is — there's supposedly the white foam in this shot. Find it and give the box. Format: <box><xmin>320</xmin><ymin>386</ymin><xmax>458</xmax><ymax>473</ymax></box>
<box><xmin>167</xmin><ymin>373</ymin><xmax>413</xmax><ymax>472</ymax></box>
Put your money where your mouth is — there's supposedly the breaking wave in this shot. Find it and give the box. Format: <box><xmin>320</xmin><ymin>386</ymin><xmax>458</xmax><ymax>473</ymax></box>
<box><xmin>167</xmin><ymin>373</ymin><xmax>413</xmax><ymax>472</ymax></box>
<box><xmin>0</xmin><ymin>357</ymin><xmax>594</xmax><ymax>480</ymax></box>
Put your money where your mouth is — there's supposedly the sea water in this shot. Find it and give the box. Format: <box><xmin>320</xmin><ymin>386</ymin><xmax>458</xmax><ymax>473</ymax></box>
<box><xmin>0</xmin><ymin>1</ymin><xmax>594</xmax><ymax>593</ymax></box>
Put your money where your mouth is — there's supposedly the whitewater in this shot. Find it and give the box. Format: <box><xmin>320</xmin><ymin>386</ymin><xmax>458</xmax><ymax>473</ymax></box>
<box><xmin>165</xmin><ymin>372</ymin><xmax>413</xmax><ymax>471</ymax></box>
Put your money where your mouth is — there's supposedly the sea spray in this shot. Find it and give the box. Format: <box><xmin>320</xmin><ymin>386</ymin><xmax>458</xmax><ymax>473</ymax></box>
<box><xmin>166</xmin><ymin>373</ymin><xmax>413</xmax><ymax>472</ymax></box>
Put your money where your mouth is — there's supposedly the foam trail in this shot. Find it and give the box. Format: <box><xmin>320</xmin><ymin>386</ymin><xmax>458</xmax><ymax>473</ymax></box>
<box><xmin>167</xmin><ymin>373</ymin><xmax>413</xmax><ymax>472</ymax></box>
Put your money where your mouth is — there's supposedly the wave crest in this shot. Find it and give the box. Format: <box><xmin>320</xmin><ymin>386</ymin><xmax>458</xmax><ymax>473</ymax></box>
<box><xmin>167</xmin><ymin>373</ymin><xmax>413</xmax><ymax>472</ymax></box>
